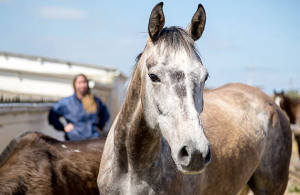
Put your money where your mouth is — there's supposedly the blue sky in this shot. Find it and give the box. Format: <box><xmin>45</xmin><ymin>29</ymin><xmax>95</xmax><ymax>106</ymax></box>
<box><xmin>0</xmin><ymin>0</ymin><xmax>299</xmax><ymax>95</ymax></box>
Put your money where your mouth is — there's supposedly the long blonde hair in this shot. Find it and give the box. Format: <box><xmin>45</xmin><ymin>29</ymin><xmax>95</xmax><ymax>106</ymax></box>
<box><xmin>73</xmin><ymin>74</ymin><xmax>97</xmax><ymax>113</ymax></box>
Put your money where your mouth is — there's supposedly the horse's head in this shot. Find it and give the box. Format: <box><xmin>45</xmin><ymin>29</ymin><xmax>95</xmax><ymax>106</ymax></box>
<box><xmin>273</xmin><ymin>90</ymin><xmax>285</xmax><ymax>107</ymax></box>
<box><xmin>137</xmin><ymin>2</ymin><xmax>210</xmax><ymax>174</ymax></box>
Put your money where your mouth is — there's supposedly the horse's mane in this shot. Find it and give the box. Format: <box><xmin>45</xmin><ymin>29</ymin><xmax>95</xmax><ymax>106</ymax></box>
<box><xmin>128</xmin><ymin>51</ymin><xmax>143</xmax><ymax>83</ymax></box>
<box><xmin>0</xmin><ymin>139</ymin><xmax>18</xmax><ymax>167</ymax></box>
<box><xmin>0</xmin><ymin>132</ymin><xmax>29</xmax><ymax>167</ymax></box>
<box><xmin>0</xmin><ymin>132</ymin><xmax>60</xmax><ymax>167</ymax></box>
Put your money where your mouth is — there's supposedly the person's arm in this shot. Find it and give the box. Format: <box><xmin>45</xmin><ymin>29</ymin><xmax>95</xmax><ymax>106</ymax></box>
<box><xmin>97</xmin><ymin>99</ymin><xmax>110</xmax><ymax>130</ymax></box>
<box><xmin>48</xmin><ymin>101</ymin><xmax>65</xmax><ymax>131</ymax></box>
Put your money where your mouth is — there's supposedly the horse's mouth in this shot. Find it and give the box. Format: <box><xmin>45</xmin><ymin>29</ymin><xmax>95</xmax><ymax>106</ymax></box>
<box><xmin>177</xmin><ymin>163</ymin><xmax>206</xmax><ymax>175</ymax></box>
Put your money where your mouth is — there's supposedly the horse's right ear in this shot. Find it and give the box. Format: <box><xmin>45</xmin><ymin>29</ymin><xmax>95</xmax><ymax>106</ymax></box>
<box><xmin>148</xmin><ymin>2</ymin><xmax>165</xmax><ymax>43</ymax></box>
<box><xmin>186</xmin><ymin>4</ymin><xmax>206</xmax><ymax>41</ymax></box>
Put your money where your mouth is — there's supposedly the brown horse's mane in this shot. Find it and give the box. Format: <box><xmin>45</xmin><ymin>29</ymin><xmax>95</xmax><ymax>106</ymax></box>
<box><xmin>0</xmin><ymin>136</ymin><xmax>19</xmax><ymax>167</ymax></box>
<box><xmin>0</xmin><ymin>131</ymin><xmax>60</xmax><ymax>167</ymax></box>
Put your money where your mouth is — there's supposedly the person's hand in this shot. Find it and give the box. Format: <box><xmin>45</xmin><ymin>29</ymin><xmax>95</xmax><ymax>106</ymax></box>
<box><xmin>64</xmin><ymin>123</ymin><xmax>74</xmax><ymax>132</ymax></box>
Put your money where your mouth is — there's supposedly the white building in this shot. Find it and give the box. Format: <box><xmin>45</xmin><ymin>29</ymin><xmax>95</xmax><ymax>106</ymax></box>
<box><xmin>0</xmin><ymin>51</ymin><xmax>127</xmax><ymax>152</ymax></box>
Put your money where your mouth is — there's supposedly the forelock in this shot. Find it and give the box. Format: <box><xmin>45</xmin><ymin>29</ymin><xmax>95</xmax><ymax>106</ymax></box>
<box><xmin>156</xmin><ymin>26</ymin><xmax>200</xmax><ymax>59</ymax></box>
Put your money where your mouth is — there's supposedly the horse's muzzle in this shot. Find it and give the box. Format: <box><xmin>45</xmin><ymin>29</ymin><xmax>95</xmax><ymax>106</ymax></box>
<box><xmin>177</xmin><ymin>143</ymin><xmax>211</xmax><ymax>174</ymax></box>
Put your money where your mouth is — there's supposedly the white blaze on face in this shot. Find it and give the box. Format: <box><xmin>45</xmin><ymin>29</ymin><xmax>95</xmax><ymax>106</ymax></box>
<box><xmin>275</xmin><ymin>97</ymin><xmax>281</xmax><ymax>106</ymax></box>
<box><xmin>144</xmin><ymin>46</ymin><xmax>209</xmax><ymax>172</ymax></box>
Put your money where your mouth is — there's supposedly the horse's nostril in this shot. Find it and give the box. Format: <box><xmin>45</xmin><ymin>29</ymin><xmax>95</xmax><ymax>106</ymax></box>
<box><xmin>178</xmin><ymin>146</ymin><xmax>190</xmax><ymax>165</ymax></box>
<box><xmin>180</xmin><ymin>146</ymin><xmax>189</xmax><ymax>157</ymax></box>
<box><xmin>204</xmin><ymin>147</ymin><xmax>211</xmax><ymax>165</ymax></box>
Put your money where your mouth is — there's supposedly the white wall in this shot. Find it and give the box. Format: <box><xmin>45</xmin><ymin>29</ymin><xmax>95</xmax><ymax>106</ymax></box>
<box><xmin>0</xmin><ymin>105</ymin><xmax>64</xmax><ymax>153</ymax></box>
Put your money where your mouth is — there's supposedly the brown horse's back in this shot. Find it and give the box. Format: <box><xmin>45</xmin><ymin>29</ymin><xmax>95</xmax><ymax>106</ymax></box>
<box><xmin>200</xmin><ymin>83</ymin><xmax>292</xmax><ymax>194</ymax></box>
<box><xmin>0</xmin><ymin>132</ymin><xmax>104</xmax><ymax>195</ymax></box>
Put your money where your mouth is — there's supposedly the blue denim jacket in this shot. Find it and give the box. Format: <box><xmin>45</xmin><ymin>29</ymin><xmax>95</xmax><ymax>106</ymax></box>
<box><xmin>48</xmin><ymin>93</ymin><xmax>110</xmax><ymax>141</ymax></box>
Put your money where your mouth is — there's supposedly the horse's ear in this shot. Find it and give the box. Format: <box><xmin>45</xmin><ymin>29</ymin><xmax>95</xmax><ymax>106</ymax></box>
<box><xmin>186</xmin><ymin>4</ymin><xmax>206</xmax><ymax>41</ymax></box>
<box><xmin>148</xmin><ymin>2</ymin><xmax>165</xmax><ymax>43</ymax></box>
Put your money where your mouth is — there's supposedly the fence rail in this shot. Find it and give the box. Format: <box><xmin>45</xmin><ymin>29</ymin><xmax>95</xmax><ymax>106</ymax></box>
<box><xmin>0</xmin><ymin>92</ymin><xmax>59</xmax><ymax>103</ymax></box>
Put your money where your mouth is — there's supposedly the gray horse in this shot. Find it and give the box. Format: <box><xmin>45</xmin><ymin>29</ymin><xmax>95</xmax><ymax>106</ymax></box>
<box><xmin>98</xmin><ymin>2</ymin><xmax>292</xmax><ymax>194</ymax></box>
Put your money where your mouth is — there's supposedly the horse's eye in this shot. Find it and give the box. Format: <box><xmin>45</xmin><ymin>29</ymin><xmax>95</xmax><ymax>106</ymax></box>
<box><xmin>149</xmin><ymin>74</ymin><xmax>161</xmax><ymax>83</ymax></box>
<box><xmin>204</xmin><ymin>73</ymin><xmax>209</xmax><ymax>81</ymax></box>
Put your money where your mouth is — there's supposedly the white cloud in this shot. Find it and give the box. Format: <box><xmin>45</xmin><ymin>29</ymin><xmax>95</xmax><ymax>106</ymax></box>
<box><xmin>37</xmin><ymin>6</ymin><xmax>87</xmax><ymax>20</ymax></box>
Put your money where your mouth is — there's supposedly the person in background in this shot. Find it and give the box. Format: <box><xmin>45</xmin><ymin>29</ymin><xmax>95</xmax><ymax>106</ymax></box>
<box><xmin>48</xmin><ymin>74</ymin><xmax>110</xmax><ymax>141</ymax></box>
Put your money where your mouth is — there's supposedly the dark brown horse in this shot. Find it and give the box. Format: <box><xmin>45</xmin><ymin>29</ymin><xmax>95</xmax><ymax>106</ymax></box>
<box><xmin>0</xmin><ymin>131</ymin><xmax>104</xmax><ymax>195</ymax></box>
<box><xmin>97</xmin><ymin>2</ymin><xmax>292</xmax><ymax>195</ymax></box>
<box><xmin>274</xmin><ymin>90</ymin><xmax>300</xmax><ymax>157</ymax></box>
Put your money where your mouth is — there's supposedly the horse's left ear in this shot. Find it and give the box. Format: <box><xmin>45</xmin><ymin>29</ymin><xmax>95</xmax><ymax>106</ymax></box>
<box><xmin>148</xmin><ymin>2</ymin><xmax>165</xmax><ymax>43</ymax></box>
<box><xmin>186</xmin><ymin>4</ymin><xmax>206</xmax><ymax>41</ymax></box>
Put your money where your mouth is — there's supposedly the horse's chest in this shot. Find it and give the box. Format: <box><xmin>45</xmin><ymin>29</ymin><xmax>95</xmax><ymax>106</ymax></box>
<box><xmin>116</xmin><ymin>172</ymin><xmax>176</xmax><ymax>194</ymax></box>
<box><xmin>117</xmin><ymin>176</ymin><xmax>155</xmax><ymax>195</ymax></box>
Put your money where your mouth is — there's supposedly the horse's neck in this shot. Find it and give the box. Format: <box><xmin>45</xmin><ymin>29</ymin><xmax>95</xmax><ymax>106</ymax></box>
<box><xmin>113</xmin><ymin>68</ymin><xmax>162</xmax><ymax>175</ymax></box>
<box><xmin>296</xmin><ymin>104</ymin><xmax>300</xmax><ymax>124</ymax></box>
<box><xmin>290</xmin><ymin>98</ymin><xmax>300</xmax><ymax>124</ymax></box>
<box><xmin>127</xmin><ymin>109</ymin><xmax>162</xmax><ymax>174</ymax></box>
<box><xmin>113</xmin><ymin>102</ymin><xmax>176</xmax><ymax>194</ymax></box>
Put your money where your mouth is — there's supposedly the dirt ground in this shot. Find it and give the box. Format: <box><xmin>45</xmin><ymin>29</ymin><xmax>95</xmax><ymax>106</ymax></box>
<box><xmin>285</xmin><ymin>134</ymin><xmax>300</xmax><ymax>194</ymax></box>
